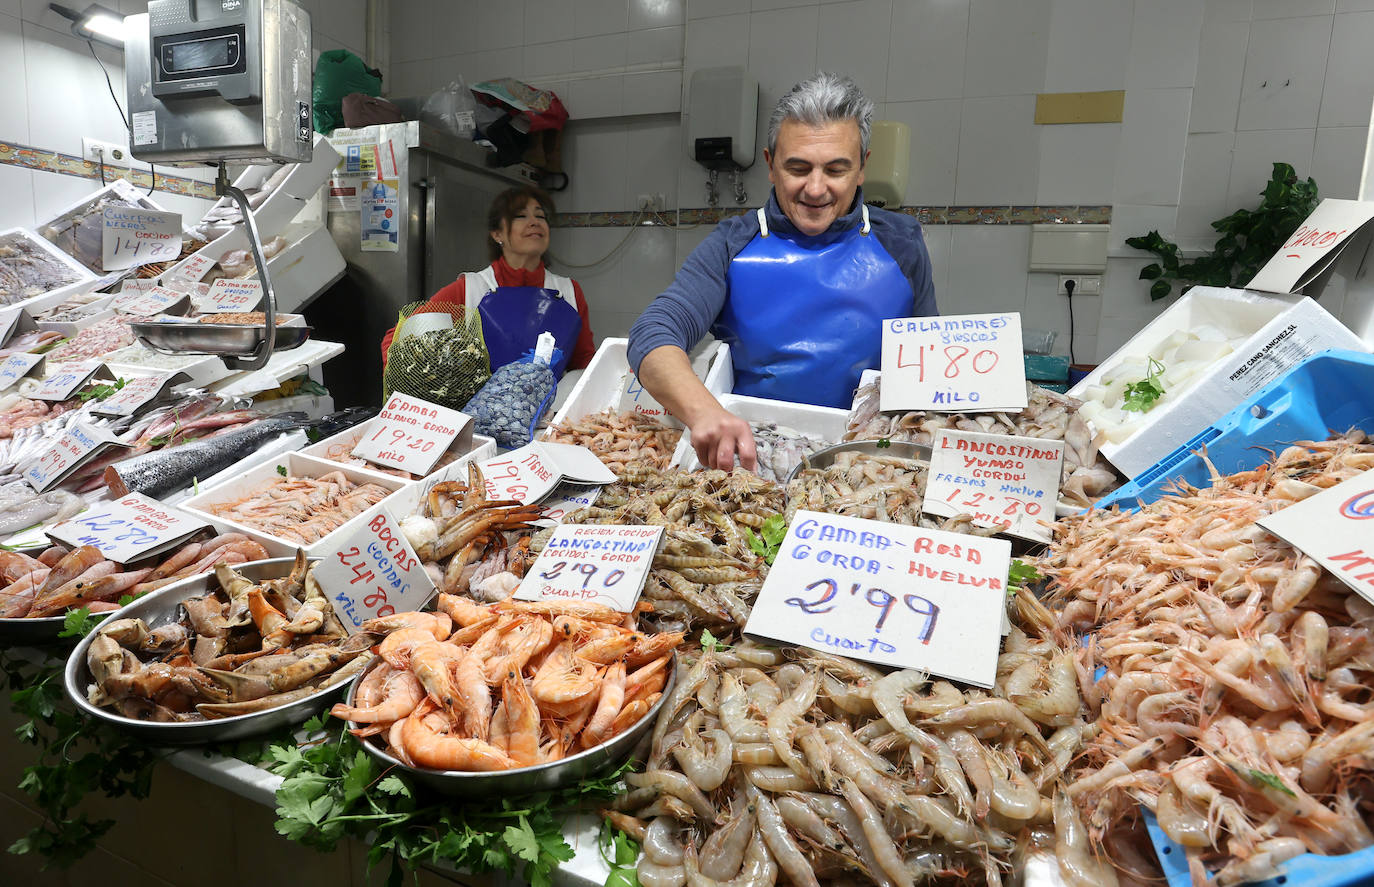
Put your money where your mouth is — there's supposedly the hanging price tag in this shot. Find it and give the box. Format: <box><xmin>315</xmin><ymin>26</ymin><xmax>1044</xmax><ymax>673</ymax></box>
<box><xmin>32</xmin><ymin>359</ymin><xmax>107</xmax><ymax>401</ymax></box>
<box><xmin>743</xmin><ymin>511</ymin><xmax>1011</xmax><ymax>687</ymax></box>
<box><xmin>90</xmin><ymin>371</ymin><xmax>179</xmax><ymax>418</ymax></box>
<box><xmin>880</xmin><ymin>313</ymin><xmax>1028</xmax><ymax>413</ymax></box>
<box><xmin>197</xmin><ymin>279</ymin><xmax>264</xmax><ymax>313</ymax></box>
<box><xmin>101</xmin><ymin>207</ymin><xmax>182</xmax><ymax>271</ymax></box>
<box><xmin>46</xmin><ymin>493</ymin><xmax>210</xmax><ymax>564</ymax></box>
<box><xmin>514</xmin><ymin>524</ymin><xmax>664</xmax><ymax>611</ymax></box>
<box><xmin>477</xmin><ymin>442</ymin><xmax>617</xmax><ymax>505</ymax></box>
<box><xmin>0</xmin><ymin>353</ymin><xmax>45</xmax><ymax>390</ymax></box>
<box><xmin>22</xmin><ymin>421</ymin><xmax>130</xmax><ymax>491</ymax></box>
<box><xmin>313</xmin><ymin>507</ymin><xmax>437</xmax><ymax>634</ymax></box>
<box><xmin>922</xmin><ymin>430</ymin><xmax>1063</xmax><ymax>543</ymax></box>
<box><xmin>1258</xmin><ymin>467</ymin><xmax>1374</xmax><ymax>605</ymax></box>
<box><xmin>111</xmin><ymin>285</ymin><xmax>189</xmax><ymax>317</ymax></box>
<box><xmin>350</xmin><ymin>393</ymin><xmax>473</xmax><ymax>476</ymax></box>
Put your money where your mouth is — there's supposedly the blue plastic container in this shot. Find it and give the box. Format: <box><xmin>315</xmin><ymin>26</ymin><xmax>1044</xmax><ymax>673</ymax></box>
<box><xmin>1094</xmin><ymin>349</ymin><xmax>1374</xmax><ymax>510</ymax></box>
<box><xmin>1087</xmin><ymin>349</ymin><xmax>1374</xmax><ymax>885</ymax></box>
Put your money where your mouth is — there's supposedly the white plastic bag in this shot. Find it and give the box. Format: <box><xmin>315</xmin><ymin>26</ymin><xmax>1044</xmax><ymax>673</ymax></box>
<box><xmin>420</xmin><ymin>78</ymin><xmax>478</xmax><ymax>139</ymax></box>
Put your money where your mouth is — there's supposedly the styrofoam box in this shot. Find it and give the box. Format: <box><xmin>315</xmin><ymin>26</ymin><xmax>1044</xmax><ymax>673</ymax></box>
<box><xmin>209</xmin><ymin>338</ymin><xmax>347</xmax><ymax>399</ymax></box>
<box><xmin>181</xmin><ymin>452</ymin><xmax>407</xmax><ymax>558</ymax></box>
<box><xmin>671</xmin><ymin>393</ymin><xmax>849</xmax><ymax>472</ymax></box>
<box><xmin>256</xmin><ymin>222</ymin><xmax>345</xmax><ymax>314</ymax></box>
<box><xmin>545</xmin><ymin>337</ymin><xmax>732</xmax><ymax>432</ymax></box>
<box><xmin>34</xmin><ymin>178</ymin><xmax>166</xmax><ymax>275</ymax></box>
<box><xmin>1068</xmin><ymin>287</ymin><xmax>1369</xmax><ymax>479</ymax></box>
<box><xmin>0</xmin><ymin>228</ymin><xmax>98</xmax><ymax>310</ymax></box>
<box><xmin>34</xmin><ymin>305</ymin><xmax>115</xmax><ymax>339</ymax></box>
<box><xmin>301</xmin><ymin>424</ymin><xmax>497</xmax><ymax>486</ymax></box>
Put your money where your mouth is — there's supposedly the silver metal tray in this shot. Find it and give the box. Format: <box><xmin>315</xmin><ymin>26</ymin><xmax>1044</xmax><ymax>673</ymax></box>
<box><xmin>785</xmin><ymin>439</ymin><xmax>933</xmax><ymax>483</ymax></box>
<box><xmin>346</xmin><ymin>654</ymin><xmax>676</xmax><ymax>797</ymax></box>
<box><xmin>64</xmin><ymin>557</ymin><xmax>353</xmax><ymax>744</ymax></box>
<box><xmin>130</xmin><ymin>321</ymin><xmax>313</xmax><ymax>356</ymax></box>
<box><xmin>0</xmin><ymin>610</ymin><xmax>96</xmax><ymax>644</ymax></box>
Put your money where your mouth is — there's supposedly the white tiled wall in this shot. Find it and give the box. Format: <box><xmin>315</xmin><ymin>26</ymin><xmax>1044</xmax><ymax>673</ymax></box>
<box><xmin>383</xmin><ymin>0</ymin><xmax>1371</xmax><ymax>363</ymax></box>
<box><xmin>0</xmin><ymin>0</ymin><xmax>366</xmax><ymax>230</ymax></box>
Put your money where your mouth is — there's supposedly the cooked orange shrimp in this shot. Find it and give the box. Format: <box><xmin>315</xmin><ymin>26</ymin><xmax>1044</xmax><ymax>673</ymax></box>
<box><xmin>398</xmin><ymin>700</ymin><xmax>517</xmax><ymax>771</ymax></box>
<box><xmin>498</xmin><ymin>674</ymin><xmax>541</xmax><ymax>767</ymax></box>
<box><xmin>532</xmin><ymin>639</ymin><xmax>599</xmax><ymax>706</ymax></box>
<box><xmin>330</xmin><ymin>669</ymin><xmax>423</xmax><ymax>724</ymax></box>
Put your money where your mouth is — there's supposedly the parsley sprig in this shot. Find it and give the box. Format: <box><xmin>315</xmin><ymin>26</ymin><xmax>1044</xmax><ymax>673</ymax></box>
<box><xmin>744</xmin><ymin>514</ymin><xmax>787</xmax><ymax>566</ymax></box>
<box><xmin>77</xmin><ymin>377</ymin><xmax>126</xmax><ymax>402</ymax></box>
<box><xmin>1007</xmin><ymin>559</ymin><xmax>1041</xmax><ymax>599</ymax></box>
<box><xmin>1121</xmin><ymin>357</ymin><xmax>1167</xmax><ymax>413</ymax></box>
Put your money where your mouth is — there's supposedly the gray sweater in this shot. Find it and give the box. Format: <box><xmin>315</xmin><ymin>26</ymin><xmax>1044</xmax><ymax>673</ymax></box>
<box><xmin>627</xmin><ymin>188</ymin><xmax>938</xmax><ymax>375</ymax></box>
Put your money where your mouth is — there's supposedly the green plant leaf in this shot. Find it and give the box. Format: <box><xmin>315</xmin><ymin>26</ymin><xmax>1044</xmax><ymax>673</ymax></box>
<box><xmin>1137</xmin><ymin>263</ymin><xmax>1162</xmax><ymax>280</ymax></box>
<box><xmin>1149</xmin><ymin>280</ymin><xmax>1173</xmax><ymax>301</ymax></box>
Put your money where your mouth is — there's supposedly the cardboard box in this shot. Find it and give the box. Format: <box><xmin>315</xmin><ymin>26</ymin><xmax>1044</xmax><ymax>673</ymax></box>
<box><xmin>301</xmin><ymin>424</ymin><xmax>497</xmax><ymax>486</ymax></box>
<box><xmin>181</xmin><ymin>452</ymin><xmax>407</xmax><ymax>558</ymax></box>
<box><xmin>671</xmin><ymin>393</ymin><xmax>849</xmax><ymax>473</ymax></box>
<box><xmin>1069</xmin><ymin>287</ymin><xmax>1368</xmax><ymax>478</ymax></box>
<box><xmin>547</xmin><ymin>337</ymin><xmax>731</xmax><ymax>432</ymax></box>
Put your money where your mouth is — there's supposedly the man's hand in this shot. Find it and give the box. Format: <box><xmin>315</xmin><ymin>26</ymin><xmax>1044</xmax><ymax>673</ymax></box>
<box><xmin>690</xmin><ymin>405</ymin><xmax>757</xmax><ymax>471</ymax></box>
<box><xmin>635</xmin><ymin>344</ymin><xmax>757</xmax><ymax>471</ymax></box>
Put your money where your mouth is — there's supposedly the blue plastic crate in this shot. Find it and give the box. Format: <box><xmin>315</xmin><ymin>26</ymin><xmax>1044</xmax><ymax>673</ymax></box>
<box><xmin>1085</xmin><ymin>349</ymin><xmax>1374</xmax><ymax>885</ymax></box>
<box><xmin>1094</xmin><ymin>349</ymin><xmax>1374</xmax><ymax>510</ymax></box>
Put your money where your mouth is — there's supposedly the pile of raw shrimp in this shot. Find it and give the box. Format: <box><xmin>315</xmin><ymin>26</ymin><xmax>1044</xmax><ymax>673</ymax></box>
<box><xmin>330</xmin><ymin>596</ymin><xmax>682</xmax><ymax>771</ymax></box>
<box><xmin>606</xmin><ymin>589</ymin><xmax>1096</xmax><ymax>887</ymax></box>
<box><xmin>547</xmin><ymin>409</ymin><xmax>683</xmax><ymax>475</ymax></box>
<box><xmin>1044</xmin><ymin>431</ymin><xmax>1374</xmax><ymax>886</ymax></box>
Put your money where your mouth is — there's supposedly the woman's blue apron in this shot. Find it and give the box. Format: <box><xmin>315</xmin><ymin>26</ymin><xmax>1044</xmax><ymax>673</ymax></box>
<box><xmin>469</xmin><ymin>268</ymin><xmax>581</xmax><ymax>378</ymax></box>
<box><xmin>713</xmin><ymin>204</ymin><xmax>912</xmax><ymax>408</ymax></box>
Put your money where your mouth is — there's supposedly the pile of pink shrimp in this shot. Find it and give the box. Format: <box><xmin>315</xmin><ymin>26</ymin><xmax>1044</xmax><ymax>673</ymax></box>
<box><xmin>546</xmin><ymin>410</ymin><xmax>683</xmax><ymax>476</ymax></box>
<box><xmin>1043</xmin><ymin>431</ymin><xmax>1374</xmax><ymax>886</ymax></box>
<box><xmin>205</xmin><ymin>471</ymin><xmax>391</xmax><ymax>545</ymax></box>
<box><xmin>0</xmin><ymin>532</ymin><xmax>269</xmax><ymax>619</ymax></box>
<box><xmin>330</xmin><ymin>595</ymin><xmax>683</xmax><ymax>772</ymax></box>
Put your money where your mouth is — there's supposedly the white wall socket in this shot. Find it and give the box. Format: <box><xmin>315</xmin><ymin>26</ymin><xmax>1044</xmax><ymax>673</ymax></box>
<box><xmin>82</xmin><ymin>137</ymin><xmax>130</xmax><ymax>167</ymax></box>
<box><xmin>1058</xmin><ymin>274</ymin><xmax>1102</xmax><ymax>296</ymax></box>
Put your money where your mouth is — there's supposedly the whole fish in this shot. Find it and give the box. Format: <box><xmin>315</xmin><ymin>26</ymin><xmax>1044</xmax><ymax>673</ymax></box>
<box><xmin>104</xmin><ymin>413</ymin><xmax>313</xmax><ymax>498</ymax></box>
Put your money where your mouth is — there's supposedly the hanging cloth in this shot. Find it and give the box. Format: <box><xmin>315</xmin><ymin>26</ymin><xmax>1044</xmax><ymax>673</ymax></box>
<box><xmin>713</xmin><ymin>205</ymin><xmax>912</xmax><ymax>408</ymax></box>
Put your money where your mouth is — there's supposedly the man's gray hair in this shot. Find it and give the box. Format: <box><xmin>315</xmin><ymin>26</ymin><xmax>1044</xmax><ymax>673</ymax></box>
<box><xmin>766</xmin><ymin>72</ymin><xmax>874</xmax><ymax>160</ymax></box>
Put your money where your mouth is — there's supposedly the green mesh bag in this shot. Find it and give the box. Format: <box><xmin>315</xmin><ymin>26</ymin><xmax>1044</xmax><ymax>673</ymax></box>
<box><xmin>382</xmin><ymin>302</ymin><xmax>490</xmax><ymax>410</ymax></box>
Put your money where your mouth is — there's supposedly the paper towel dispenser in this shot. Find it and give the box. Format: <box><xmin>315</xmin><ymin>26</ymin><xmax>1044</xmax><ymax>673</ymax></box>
<box><xmin>864</xmin><ymin>120</ymin><xmax>909</xmax><ymax>208</ymax></box>
<box><xmin>687</xmin><ymin>66</ymin><xmax>758</xmax><ymax>172</ymax></box>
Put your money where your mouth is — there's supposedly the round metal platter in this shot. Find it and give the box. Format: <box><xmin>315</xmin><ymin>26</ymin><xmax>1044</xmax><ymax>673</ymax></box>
<box><xmin>784</xmin><ymin>439</ymin><xmax>933</xmax><ymax>484</ymax></box>
<box><xmin>64</xmin><ymin>557</ymin><xmax>355</xmax><ymax>744</ymax></box>
<box><xmin>346</xmin><ymin>654</ymin><xmax>676</xmax><ymax>797</ymax></box>
<box><xmin>130</xmin><ymin>321</ymin><xmax>313</xmax><ymax>356</ymax></box>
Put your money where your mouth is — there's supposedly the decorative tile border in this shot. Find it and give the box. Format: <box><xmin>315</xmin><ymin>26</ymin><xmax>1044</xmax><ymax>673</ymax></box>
<box><xmin>553</xmin><ymin>204</ymin><xmax>1112</xmax><ymax>228</ymax></box>
<box><xmin>0</xmin><ymin>139</ymin><xmax>218</xmax><ymax>200</ymax></box>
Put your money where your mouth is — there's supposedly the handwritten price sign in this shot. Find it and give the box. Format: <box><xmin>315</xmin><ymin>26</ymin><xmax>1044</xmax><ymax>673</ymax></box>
<box><xmin>112</xmin><ymin>285</ymin><xmax>188</xmax><ymax>317</ymax></box>
<box><xmin>47</xmin><ymin>494</ymin><xmax>209</xmax><ymax>564</ymax></box>
<box><xmin>743</xmin><ymin>510</ymin><xmax>1011</xmax><ymax>687</ymax></box>
<box><xmin>32</xmin><ymin>359</ymin><xmax>105</xmax><ymax>401</ymax></box>
<box><xmin>477</xmin><ymin>442</ymin><xmax>616</xmax><ymax>506</ymax></box>
<box><xmin>199</xmin><ymin>279</ymin><xmax>264</xmax><ymax>313</ymax></box>
<box><xmin>514</xmin><ymin>524</ymin><xmax>663</xmax><ymax>611</ymax></box>
<box><xmin>351</xmin><ymin>393</ymin><xmax>473</xmax><ymax>476</ymax></box>
<box><xmin>617</xmin><ymin>371</ymin><xmax>671</xmax><ymax>419</ymax></box>
<box><xmin>23</xmin><ymin>421</ymin><xmax>128</xmax><ymax>491</ymax></box>
<box><xmin>313</xmin><ymin>508</ymin><xmax>437</xmax><ymax>633</ymax></box>
<box><xmin>880</xmin><ymin>314</ymin><xmax>1027</xmax><ymax>413</ymax></box>
<box><xmin>0</xmin><ymin>352</ymin><xmax>44</xmax><ymax>390</ymax></box>
<box><xmin>923</xmin><ymin>430</ymin><xmax>1063</xmax><ymax>543</ymax></box>
<box><xmin>91</xmin><ymin>372</ymin><xmax>177</xmax><ymax>418</ymax></box>
<box><xmin>101</xmin><ymin>207</ymin><xmax>182</xmax><ymax>271</ymax></box>
<box><xmin>163</xmin><ymin>253</ymin><xmax>214</xmax><ymax>291</ymax></box>
<box><xmin>538</xmin><ymin>482</ymin><xmax>603</xmax><ymax>525</ymax></box>
<box><xmin>1259</xmin><ymin>467</ymin><xmax>1374</xmax><ymax>605</ymax></box>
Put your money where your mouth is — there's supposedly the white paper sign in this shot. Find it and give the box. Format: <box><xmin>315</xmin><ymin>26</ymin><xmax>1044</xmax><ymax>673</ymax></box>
<box><xmin>743</xmin><ymin>510</ymin><xmax>1012</xmax><ymax>687</ymax></box>
<box><xmin>514</xmin><ymin>524</ymin><xmax>664</xmax><ymax>611</ymax></box>
<box><xmin>923</xmin><ymin>430</ymin><xmax>1063</xmax><ymax>543</ymax></box>
<box><xmin>112</xmin><ymin>285</ymin><xmax>188</xmax><ymax>317</ymax></box>
<box><xmin>90</xmin><ymin>372</ymin><xmax>177</xmax><ymax>417</ymax></box>
<box><xmin>617</xmin><ymin>371</ymin><xmax>671</xmax><ymax>419</ymax></box>
<box><xmin>101</xmin><ymin>207</ymin><xmax>182</xmax><ymax>271</ymax></box>
<box><xmin>163</xmin><ymin>252</ymin><xmax>214</xmax><ymax>290</ymax></box>
<box><xmin>351</xmin><ymin>393</ymin><xmax>473</xmax><ymax>476</ymax></box>
<box><xmin>313</xmin><ymin>507</ymin><xmax>437</xmax><ymax>634</ymax></box>
<box><xmin>538</xmin><ymin>482</ymin><xmax>603</xmax><ymax>525</ymax></box>
<box><xmin>32</xmin><ymin>359</ymin><xmax>106</xmax><ymax>401</ymax></box>
<box><xmin>0</xmin><ymin>352</ymin><xmax>45</xmax><ymax>389</ymax></box>
<box><xmin>23</xmin><ymin>421</ymin><xmax>129</xmax><ymax>491</ymax></box>
<box><xmin>880</xmin><ymin>314</ymin><xmax>1028</xmax><ymax>413</ymax></box>
<box><xmin>1248</xmin><ymin>199</ymin><xmax>1374</xmax><ymax>294</ymax></box>
<box><xmin>0</xmin><ymin>306</ymin><xmax>24</xmax><ymax>345</ymax></box>
<box><xmin>1258</xmin><ymin>467</ymin><xmax>1374</xmax><ymax>604</ymax></box>
<box><xmin>199</xmin><ymin>279</ymin><xmax>264</xmax><ymax>313</ymax></box>
<box><xmin>47</xmin><ymin>493</ymin><xmax>210</xmax><ymax>564</ymax></box>
<box><xmin>477</xmin><ymin>442</ymin><xmax>618</xmax><ymax>505</ymax></box>
<box><xmin>119</xmin><ymin>278</ymin><xmax>157</xmax><ymax>295</ymax></box>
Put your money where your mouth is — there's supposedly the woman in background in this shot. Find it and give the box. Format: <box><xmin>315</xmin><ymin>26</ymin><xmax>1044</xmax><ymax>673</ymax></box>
<box><xmin>380</xmin><ymin>185</ymin><xmax>595</xmax><ymax>373</ymax></box>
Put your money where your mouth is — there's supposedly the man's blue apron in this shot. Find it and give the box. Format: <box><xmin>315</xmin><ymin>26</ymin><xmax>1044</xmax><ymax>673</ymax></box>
<box><xmin>713</xmin><ymin>204</ymin><xmax>912</xmax><ymax>408</ymax></box>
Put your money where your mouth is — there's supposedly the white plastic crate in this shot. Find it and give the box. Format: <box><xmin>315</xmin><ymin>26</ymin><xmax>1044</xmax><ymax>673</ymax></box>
<box><xmin>180</xmin><ymin>451</ymin><xmax>407</xmax><ymax>558</ymax></box>
<box><xmin>301</xmin><ymin>424</ymin><xmax>496</xmax><ymax>486</ymax></box>
<box><xmin>671</xmin><ymin>393</ymin><xmax>849</xmax><ymax>472</ymax></box>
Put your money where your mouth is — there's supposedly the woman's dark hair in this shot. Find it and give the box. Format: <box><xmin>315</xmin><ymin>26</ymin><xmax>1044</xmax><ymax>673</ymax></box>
<box><xmin>487</xmin><ymin>185</ymin><xmax>556</xmax><ymax>263</ymax></box>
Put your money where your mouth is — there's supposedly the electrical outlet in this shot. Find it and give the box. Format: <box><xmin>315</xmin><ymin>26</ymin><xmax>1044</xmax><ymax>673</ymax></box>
<box><xmin>636</xmin><ymin>193</ymin><xmax>666</xmax><ymax>212</ymax></box>
<box><xmin>1058</xmin><ymin>274</ymin><xmax>1102</xmax><ymax>296</ymax></box>
<box><xmin>82</xmin><ymin>137</ymin><xmax>129</xmax><ymax>167</ymax></box>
